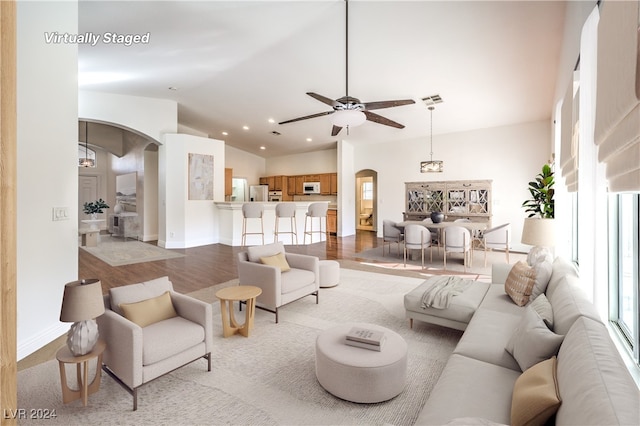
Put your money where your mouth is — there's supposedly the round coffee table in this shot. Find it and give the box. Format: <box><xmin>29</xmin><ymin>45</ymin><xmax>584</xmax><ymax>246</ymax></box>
<box><xmin>315</xmin><ymin>323</ymin><xmax>408</xmax><ymax>403</ymax></box>
<box><xmin>215</xmin><ymin>285</ymin><xmax>262</xmax><ymax>337</ymax></box>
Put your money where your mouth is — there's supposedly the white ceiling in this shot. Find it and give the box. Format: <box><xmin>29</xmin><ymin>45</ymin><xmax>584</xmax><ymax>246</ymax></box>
<box><xmin>78</xmin><ymin>1</ymin><xmax>568</xmax><ymax>158</ymax></box>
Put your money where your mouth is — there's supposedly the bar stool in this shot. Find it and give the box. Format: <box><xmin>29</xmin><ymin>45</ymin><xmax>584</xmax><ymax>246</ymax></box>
<box><xmin>304</xmin><ymin>202</ymin><xmax>330</xmax><ymax>246</ymax></box>
<box><xmin>273</xmin><ymin>202</ymin><xmax>298</xmax><ymax>244</ymax></box>
<box><xmin>241</xmin><ymin>203</ymin><xmax>264</xmax><ymax>246</ymax></box>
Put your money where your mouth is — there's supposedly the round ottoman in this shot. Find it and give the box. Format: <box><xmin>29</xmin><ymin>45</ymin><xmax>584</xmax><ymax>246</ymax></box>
<box><xmin>319</xmin><ymin>260</ymin><xmax>340</xmax><ymax>288</ymax></box>
<box><xmin>315</xmin><ymin>322</ymin><xmax>407</xmax><ymax>403</ymax></box>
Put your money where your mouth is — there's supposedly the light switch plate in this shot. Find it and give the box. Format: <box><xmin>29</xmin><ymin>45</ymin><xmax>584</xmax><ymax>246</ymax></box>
<box><xmin>52</xmin><ymin>207</ymin><xmax>69</xmax><ymax>221</ymax></box>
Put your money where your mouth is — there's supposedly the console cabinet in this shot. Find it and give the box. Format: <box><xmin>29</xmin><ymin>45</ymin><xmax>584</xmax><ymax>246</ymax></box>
<box><xmin>404</xmin><ymin>180</ymin><xmax>492</xmax><ymax>223</ymax></box>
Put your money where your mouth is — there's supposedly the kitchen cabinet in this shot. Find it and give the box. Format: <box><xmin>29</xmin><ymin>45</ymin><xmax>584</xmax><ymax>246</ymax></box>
<box><xmin>259</xmin><ymin>177</ymin><xmax>268</xmax><ymax>186</ymax></box>
<box><xmin>295</xmin><ymin>176</ymin><xmax>305</xmax><ymax>195</ymax></box>
<box><xmin>404</xmin><ymin>180</ymin><xmax>492</xmax><ymax>223</ymax></box>
<box><xmin>319</xmin><ymin>174</ymin><xmax>331</xmax><ymax>195</ymax></box>
<box><xmin>287</xmin><ymin>176</ymin><xmax>296</xmax><ymax>196</ymax></box>
<box><xmin>305</xmin><ymin>174</ymin><xmax>321</xmax><ymax>182</ymax></box>
<box><xmin>330</xmin><ymin>173</ymin><xmax>338</xmax><ymax>195</ymax></box>
<box><xmin>225</xmin><ymin>168</ymin><xmax>233</xmax><ymax>197</ymax></box>
<box><xmin>273</xmin><ymin>176</ymin><xmax>283</xmax><ymax>191</ymax></box>
<box><xmin>327</xmin><ymin>209</ymin><xmax>337</xmax><ymax>234</ymax></box>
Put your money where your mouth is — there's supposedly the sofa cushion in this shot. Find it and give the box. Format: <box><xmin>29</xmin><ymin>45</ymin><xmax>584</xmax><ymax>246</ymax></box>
<box><xmin>416</xmin><ymin>354</ymin><xmax>520</xmax><ymax>425</ymax></box>
<box><xmin>281</xmin><ymin>268</ymin><xmax>315</xmax><ymax>294</ymax></box>
<box><xmin>109</xmin><ymin>276</ymin><xmax>174</xmax><ymax>316</ymax></box>
<box><xmin>260</xmin><ymin>252</ymin><xmax>291</xmax><ymax>272</ymax></box>
<box><xmin>529</xmin><ymin>293</ymin><xmax>553</xmax><ymax>329</ymax></box>
<box><xmin>555</xmin><ymin>317</ymin><xmax>640</xmax><ymax>426</ymax></box>
<box><xmin>247</xmin><ymin>242</ymin><xmax>285</xmax><ymax>263</ymax></box>
<box><xmin>504</xmin><ymin>261</ymin><xmax>536</xmax><ymax>306</ymax></box>
<box><xmin>546</xmin><ymin>256</ymin><xmax>579</xmax><ymax>300</ymax></box>
<box><xmin>511</xmin><ymin>356</ymin><xmax>561</xmax><ymax>426</ymax></box>
<box><xmin>119</xmin><ymin>291</ymin><xmax>177</xmax><ymax>328</ymax></box>
<box><xmin>454</xmin><ymin>309</ymin><xmax>522</xmax><ymax>371</ymax></box>
<box><xmin>505</xmin><ymin>306</ymin><xmax>564</xmax><ymax>372</ymax></box>
<box><xmin>142</xmin><ymin>316</ymin><xmax>205</xmax><ymax>366</ymax></box>
<box><xmin>477</xmin><ymin>284</ymin><xmax>525</xmax><ymax>317</ymax></box>
<box><xmin>546</xmin><ymin>274</ymin><xmax>602</xmax><ymax>336</ymax></box>
<box><xmin>530</xmin><ymin>259</ymin><xmax>553</xmax><ymax>301</ymax></box>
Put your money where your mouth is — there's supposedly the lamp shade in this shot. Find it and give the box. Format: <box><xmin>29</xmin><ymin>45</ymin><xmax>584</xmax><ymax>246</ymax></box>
<box><xmin>330</xmin><ymin>110</ymin><xmax>366</xmax><ymax>128</ymax></box>
<box><xmin>521</xmin><ymin>218</ymin><xmax>556</xmax><ymax>247</ymax></box>
<box><xmin>60</xmin><ymin>279</ymin><xmax>105</xmax><ymax>322</ymax></box>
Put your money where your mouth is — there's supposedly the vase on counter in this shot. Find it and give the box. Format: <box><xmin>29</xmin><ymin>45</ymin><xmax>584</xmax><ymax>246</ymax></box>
<box><xmin>430</xmin><ymin>211</ymin><xmax>445</xmax><ymax>223</ymax></box>
<box><xmin>114</xmin><ymin>202</ymin><xmax>124</xmax><ymax>214</ymax></box>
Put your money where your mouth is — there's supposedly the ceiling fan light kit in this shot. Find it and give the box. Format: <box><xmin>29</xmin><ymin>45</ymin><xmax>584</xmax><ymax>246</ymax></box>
<box><xmin>278</xmin><ymin>0</ymin><xmax>415</xmax><ymax>136</ymax></box>
<box><xmin>421</xmin><ymin>106</ymin><xmax>443</xmax><ymax>173</ymax></box>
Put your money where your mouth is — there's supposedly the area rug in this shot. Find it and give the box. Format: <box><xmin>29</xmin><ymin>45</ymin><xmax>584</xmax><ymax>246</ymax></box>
<box><xmin>79</xmin><ymin>235</ymin><xmax>184</xmax><ymax>266</ymax></box>
<box><xmin>355</xmin><ymin>244</ymin><xmax>526</xmax><ymax>279</ymax></box>
<box><xmin>17</xmin><ymin>268</ymin><xmax>462</xmax><ymax>425</ymax></box>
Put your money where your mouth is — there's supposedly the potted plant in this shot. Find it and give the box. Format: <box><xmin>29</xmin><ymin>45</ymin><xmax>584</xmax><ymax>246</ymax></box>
<box><xmin>83</xmin><ymin>199</ymin><xmax>110</xmax><ymax>220</ymax></box>
<box><xmin>521</xmin><ymin>164</ymin><xmax>555</xmax><ymax>248</ymax></box>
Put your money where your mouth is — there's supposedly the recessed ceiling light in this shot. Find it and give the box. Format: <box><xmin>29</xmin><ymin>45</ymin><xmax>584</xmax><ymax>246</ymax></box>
<box><xmin>242</xmin><ymin>125</ymin><xmax>250</xmax><ymax>130</ymax></box>
<box><xmin>260</xmin><ymin>146</ymin><xmax>266</xmax><ymax>150</ymax></box>
<box><xmin>268</xmin><ymin>118</ymin><xmax>275</xmax><ymax>124</ymax></box>
<box><xmin>222</xmin><ymin>131</ymin><xmax>228</xmax><ymax>136</ymax></box>
<box><xmin>306</xmin><ymin>138</ymin><xmax>312</xmax><ymax>142</ymax></box>
<box><xmin>168</xmin><ymin>86</ymin><xmax>178</xmax><ymax>91</ymax></box>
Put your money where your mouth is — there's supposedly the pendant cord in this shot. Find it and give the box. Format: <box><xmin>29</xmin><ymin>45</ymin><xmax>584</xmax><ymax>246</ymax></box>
<box><xmin>345</xmin><ymin>0</ymin><xmax>349</xmax><ymax>98</ymax></box>
<box><xmin>429</xmin><ymin>106</ymin><xmax>434</xmax><ymax>161</ymax></box>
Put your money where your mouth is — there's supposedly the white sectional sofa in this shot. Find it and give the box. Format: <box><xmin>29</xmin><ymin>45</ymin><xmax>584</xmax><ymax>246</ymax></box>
<box><xmin>405</xmin><ymin>257</ymin><xmax>640</xmax><ymax>425</ymax></box>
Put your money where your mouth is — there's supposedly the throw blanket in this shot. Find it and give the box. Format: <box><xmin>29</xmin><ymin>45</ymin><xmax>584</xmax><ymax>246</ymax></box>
<box><xmin>421</xmin><ymin>276</ymin><xmax>474</xmax><ymax>309</ymax></box>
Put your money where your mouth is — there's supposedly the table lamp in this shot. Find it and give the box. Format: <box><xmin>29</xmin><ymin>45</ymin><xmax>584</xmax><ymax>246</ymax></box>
<box><xmin>59</xmin><ymin>279</ymin><xmax>105</xmax><ymax>356</ymax></box>
<box><xmin>521</xmin><ymin>217</ymin><xmax>556</xmax><ymax>248</ymax></box>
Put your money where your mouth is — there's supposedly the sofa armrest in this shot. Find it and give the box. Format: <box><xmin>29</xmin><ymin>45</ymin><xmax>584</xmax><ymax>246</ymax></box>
<box><xmin>96</xmin><ymin>309</ymin><xmax>143</xmax><ymax>388</ymax></box>
<box><xmin>237</xmin><ymin>260</ymin><xmax>281</xmax><ymax>307</ymax></box>
<box><xmin>491</xmin><ymin>263</ymin><xmax>514</xmax><ymax>284</ymax></box>
<box><xmin>170</xmin><ymin>292</ymin><xmax>213</xmax><ymax>353</ymax></box>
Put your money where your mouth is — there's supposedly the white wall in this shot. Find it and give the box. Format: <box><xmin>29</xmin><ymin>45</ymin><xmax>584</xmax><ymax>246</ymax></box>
<box><xmin>159</xmin><ymin>134</ymin><xmax>225</xmax><ymax>249</ymax></box>
<box><xmin>338</xmin><ymin>141</ymin><xmax>356</xmax><ymax>237</ymax></box>
<box><xmin>352</xmin><ymin>120</ymin><xmax>551</xmax><ymax>251</ymax></box>
<box><xmin>266</xmin><ymin>149</ymin><xmax>337</xmax><ymax>176</ymax></box>
<box><xmin>16</xmin><ymin>1</ymin><xmax>79</xmax><ymax>359</ymax></box>
<box><xmin>79</xmin><ymin>91</ymin><xmax>178</xmax><ymax>143</ymax></box>
<box><xmin>224</xmin><ymin>144</ymin><xmax>265</xmax><ymax>186</ymax></box>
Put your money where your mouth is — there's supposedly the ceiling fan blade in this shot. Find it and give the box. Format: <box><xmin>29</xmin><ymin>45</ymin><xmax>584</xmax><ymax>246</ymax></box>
<box><xmin>331</xmin><ymin>125</ymin><xmax>343</xmax><ymax>136</ymax></box>
<box><xmin>363</xmin><ymin>111</ymin><xmax>405</xmax><ymax>129</ymax></box>
<box><xmin>363</xmin><ymin>99</ymin><xmax>415</xmax><ymax>111</ymax></box>
<box><xmin>307</xmin><ymin>92</ymin><xmax>343</xmax><ymax>108</ymax></box>
<box><xmin>278</xmin><ymin>110</ymin><xmax>334</xmax><ymax>125</ymax></box>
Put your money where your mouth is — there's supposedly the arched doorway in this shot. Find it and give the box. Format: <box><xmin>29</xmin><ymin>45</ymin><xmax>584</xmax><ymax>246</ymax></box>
<box><xmin>355</xmin><ymin>169</ymin><xmax>377</xmax><ymax>232</ymax></box>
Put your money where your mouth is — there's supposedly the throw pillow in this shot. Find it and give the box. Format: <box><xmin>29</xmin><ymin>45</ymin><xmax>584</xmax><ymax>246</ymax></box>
<box><xmin>260</xmin><ymin>252</ymin><xmax>291</xmax><ymax>272</ymax></box>
<box><xmin>511</xmin><ymin>357</ymin><xmax>561</xmax><ymax>426</ymax></box>
<box><xmin>506</xmin><ymin>306</ymin><xmax>564</xmax><ymax>371</ymax></box>
<box><xmin>530</xmin><ymin>294</ymin><xmax>554</xmax><ymax>329</ymax></box>
<box><xmin>247</xmin><ymin>242</ymin><xmax>286</xmax><ymax>263</ymax></box>
<box><xmin>119</xmin><ymin>291</ymin><xmax>177</xmax><ymax>328</ymax></box>
<box><xmin>530</xmin><ymin>259</ymin><xmax>553</xmax><ymax>302</ymax></box>
<box><xmin>505</xmin><ymin>261</ymin><xmax>536</xmax><ymax>306</ymax></box>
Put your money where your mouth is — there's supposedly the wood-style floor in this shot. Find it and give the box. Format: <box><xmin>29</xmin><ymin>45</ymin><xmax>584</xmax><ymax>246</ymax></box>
<box><xmin>80</xmin><ymin>231</ymin><xmax>382</xmax><ymax>295</ymax></box>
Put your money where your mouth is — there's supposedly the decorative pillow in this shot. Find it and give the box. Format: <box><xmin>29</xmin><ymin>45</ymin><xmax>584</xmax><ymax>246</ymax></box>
<box><xmin>119</xmin><ymin>291</ymin><xmax>177</xmax><ymax>328</ymax></box>
<box><xmin>530</xmin><ymin>294</ymin><xmax>554</xmax><ymax>329</ymax></box>
<box><xmin>505</xmin><ymin>261</ymin><xmax>536</xmax><ymax>306</ymax></box>
<box><xmin>511</xmin><ymin>357</ymin><xmax>561</xmax><ymax>426</ymax></box>
<box><xmin>530</xmin><ymin>259</ymin><xmax>553</xmax><ymax>301</ymax></box>
<box><xmin>506</xmin><ymin>306</ymin><xmax>564</xmax><ymax>371</ymax></box>
<box><xmin>260</xmin><ymin>252</ymin><xmax>291</xmax><ymax>272</ymax></box>
<box><xmin>247</xmin><ymin>242</ymin><xmax>286</xmax><ymax>263</ymax></box>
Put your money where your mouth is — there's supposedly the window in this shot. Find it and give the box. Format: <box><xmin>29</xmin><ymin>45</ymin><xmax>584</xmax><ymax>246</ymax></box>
<box><xmin>611</xmin><ymin>193</ymin><xmax>639</xmax><ymax>363</ymax></box>
<box><xmin>362</xmin><ymin>181</ymin><xmax>373</xmax><ymax>201</ymax></box>
<box><xmin>78</xmin><ymin>143</ymin><xmax>96</xmax><ymax>167</ymax></box>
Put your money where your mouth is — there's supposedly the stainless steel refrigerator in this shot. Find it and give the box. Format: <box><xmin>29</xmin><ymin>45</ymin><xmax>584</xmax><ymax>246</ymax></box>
<box><xmin>249</xmin><ymin>185</ymin><xmax>269</xmax><ymax>202</ymax></box>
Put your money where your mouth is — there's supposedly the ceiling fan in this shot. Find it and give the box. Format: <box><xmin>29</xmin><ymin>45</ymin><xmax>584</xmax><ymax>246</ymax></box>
<box><xmin>278</xmin><ymin>0</ymin><xmax>415</xmax><ymax>137</ymax></box>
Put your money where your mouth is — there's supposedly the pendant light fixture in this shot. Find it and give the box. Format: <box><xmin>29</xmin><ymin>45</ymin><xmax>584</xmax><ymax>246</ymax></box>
<box><xmin>79</xmin><ymin>121</ymin><xmax>95</xmax><ymax>168</ymax></box>
<box><xmin>420</xmin><ymin>106</ymin><xmax>443</xmax><ymax>173</ymax></box>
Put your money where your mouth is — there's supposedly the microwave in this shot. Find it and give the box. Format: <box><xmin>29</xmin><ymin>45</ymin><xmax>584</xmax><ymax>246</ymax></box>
<box><xmin>303</xmin><ymin>182</ymin><xmax>321</xmax><ymax>194</ymax></box>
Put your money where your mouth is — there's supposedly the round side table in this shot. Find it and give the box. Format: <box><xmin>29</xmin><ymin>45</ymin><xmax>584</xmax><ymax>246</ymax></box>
<box><xmin>55</xmin><ymin>339</ymin><xmax>106</xmax><ymax>406</ymax></box>
<box><xmin>215</xmin><ymin>285</ymin><xmax>262</xmax><ymax>337</ymax></box>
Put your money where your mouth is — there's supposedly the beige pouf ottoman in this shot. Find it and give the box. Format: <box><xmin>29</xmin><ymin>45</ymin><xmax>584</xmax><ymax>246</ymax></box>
<box><xmin>315</xmin><ymin>322</ymin><xmax>407</xmax><ymax>403</ymax></box>
<box><xmin>319</xmin><ymin>260</ymin><xmax>340</xmax><ymax>288</ymax></box>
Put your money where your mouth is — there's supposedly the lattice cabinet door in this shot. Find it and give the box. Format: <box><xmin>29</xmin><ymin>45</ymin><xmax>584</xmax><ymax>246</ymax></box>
<box><xmin>406</xmin><ymin>186</ymin><xmax>426</xmax><ymax>216</ymax></box>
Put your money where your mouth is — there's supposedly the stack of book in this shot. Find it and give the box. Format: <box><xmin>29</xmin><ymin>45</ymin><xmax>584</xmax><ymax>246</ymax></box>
<box><xmin>344</xmin><ymin>326</ymin><xmax>386</xmax><ymax>351</ymax></box>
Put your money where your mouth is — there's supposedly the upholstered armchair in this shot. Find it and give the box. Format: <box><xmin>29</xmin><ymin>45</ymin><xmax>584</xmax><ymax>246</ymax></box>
<box><xmin>403</xmin><ymin>224</ymin><xmax>432</xmax><ymax>268</ymax></box>
<box><xmin>96</xmin><ymin>276</ymin><xmax>213</xmax><ymax>411</ymax></box>
<box><xmin>443</xmin><ymin>225</ymin><xmax>472</xmax><ymax>272</ymax></box>
<box><xmin>383</xmin><ymin>220</ymin><xmax>404</xmax><ymax>256</ymax></box>
<box><xmin>236</xmin><ymin>242</ymin><xmax>319</xmax><ymax>323</ymax></box>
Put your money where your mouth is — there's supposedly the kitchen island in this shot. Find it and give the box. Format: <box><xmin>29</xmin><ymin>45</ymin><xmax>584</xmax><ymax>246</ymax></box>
<box><xmin>215</xmin><ymin>201</ymin><xmax>330</xmax><ymax>246</ymax></box>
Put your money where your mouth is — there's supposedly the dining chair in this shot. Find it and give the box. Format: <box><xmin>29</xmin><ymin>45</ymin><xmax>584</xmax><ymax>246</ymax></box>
<box><xmin>482</xmin><ymin>223</ymin><xmax>511</xmax><ymax>266</ymax></box>
<box><xmin>403</xmin><ymin>224</ymin><xmax>432</xmax><ymax>268</ymax></box>
<box><xmin>443</xmin><ymin>225</ymin><xmax>472</xmax><ymax>272</ymax></box>
<box><xmin>383</xmin><ymin>220</ymin><xmax>403</xmax><ymax>256</ymax></box>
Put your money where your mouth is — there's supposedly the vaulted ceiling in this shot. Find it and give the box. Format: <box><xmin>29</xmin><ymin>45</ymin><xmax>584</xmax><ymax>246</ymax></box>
<box><xmin>79</xmin><ymin>1</ymin><xmax>568</xmax><ymax>158</ymax></box>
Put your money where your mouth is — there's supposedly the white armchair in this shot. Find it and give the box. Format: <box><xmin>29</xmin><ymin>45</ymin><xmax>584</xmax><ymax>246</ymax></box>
<box><xmin>383</xmin><ymin>220</ymin><xmax>404</xmax><ymax>256</ymax></box>
<box><xmin>482</xmin><ymin>223</ymin><xmax>511</xmax><ymax>266</ymax></box>
<box><xmin>236</xmin><ymin>242</ymin><xmax>319</xmax><ymax>323</ymax></box>
<box><xmin>443</xmin><ymin>225</ymin><xmax>472</xmax><ymax>272</ymax></box>
<box><xmin>97</xmin><ymin>276</ymin><xmax>213</xmax><ymax>411</ymax></box>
